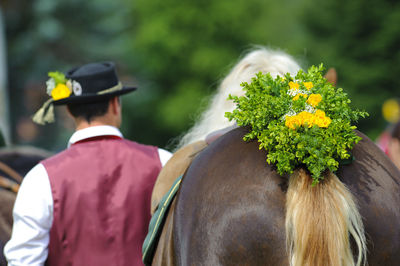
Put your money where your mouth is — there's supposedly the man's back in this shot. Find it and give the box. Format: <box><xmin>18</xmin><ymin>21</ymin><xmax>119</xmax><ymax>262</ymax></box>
<box><xmin>43</xmin><ymin>136</ymin><xmax>161</xmax><ymax>266</ymax></box>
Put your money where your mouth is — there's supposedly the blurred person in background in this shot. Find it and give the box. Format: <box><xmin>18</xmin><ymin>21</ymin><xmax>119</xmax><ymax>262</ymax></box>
<box><xmin>387</xmin><ymin>120</ymin><xmax>400</xmax><ymax>170</ymax></box>
<box><xmin>4</xmin><ymin>62</ymin><xmax>171</xmax><ymax>266</ymax></box>
<box><xmin>376</xmin><ymin>98</ymin><xmax>400</xmax><ymax>154</ymax></box>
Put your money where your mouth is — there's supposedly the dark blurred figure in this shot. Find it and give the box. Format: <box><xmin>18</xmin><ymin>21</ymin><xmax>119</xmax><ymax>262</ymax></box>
<box><xmin>387</xmin><ymin>121</ymin><xmax>400</xmax><ymax>169</ymax></box>
<box><xmin>0</xmin><ymin>130</ymin><xmax>4</xmax><ymax>147</ymax></box>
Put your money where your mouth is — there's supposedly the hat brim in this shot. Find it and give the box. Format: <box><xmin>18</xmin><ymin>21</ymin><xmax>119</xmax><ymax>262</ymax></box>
<box><xmin>53</xmin><ymin>86</ymin><xmax>137</xmax><ymax>105</ymax></box>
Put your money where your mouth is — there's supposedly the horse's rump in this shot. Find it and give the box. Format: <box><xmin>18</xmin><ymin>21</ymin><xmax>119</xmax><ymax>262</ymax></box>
<box><xmin>169</xmin><ymin>127</ymin><xmax>400</xmax><ymax>265</ymax></box>
<box><xmin>173</xmin><ymin>127</ymin><xmax>288</xmax><ymax>265</ymax></box>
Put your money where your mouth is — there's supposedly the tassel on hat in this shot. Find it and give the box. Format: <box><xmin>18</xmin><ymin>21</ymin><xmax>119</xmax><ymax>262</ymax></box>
<box><xmin>32</xmin><ymin>99</ymin><xmax>55</xmax><ymax>125</ymax></box>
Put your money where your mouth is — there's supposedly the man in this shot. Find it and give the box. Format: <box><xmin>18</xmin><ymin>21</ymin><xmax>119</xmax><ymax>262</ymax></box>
<box><xmin>4</xmin><ymin>62</ymin><xmax>172</xmax><ymax>265</ymax></box>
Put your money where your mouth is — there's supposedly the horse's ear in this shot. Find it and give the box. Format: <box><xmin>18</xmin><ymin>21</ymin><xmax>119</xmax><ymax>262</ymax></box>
<box><xmin>324</xmin><ymin>68</ymin><xmax>337</xmax><ymax>86</ymax></box>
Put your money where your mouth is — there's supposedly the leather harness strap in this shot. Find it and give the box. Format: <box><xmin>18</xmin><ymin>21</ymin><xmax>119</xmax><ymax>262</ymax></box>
<box><xmin>0</xmin><ymin>176</ymin><xmax>19</xmax><ymax>193</ymax></box>
<box><xmin>0</xmin><ymin>161</ymin><xmax>23</xmax><ymax>184</ymax></box>
<box><xmin>0</xmin><ymin>161</ymin><xmax>23</xmax><ymax>193</ymax></box>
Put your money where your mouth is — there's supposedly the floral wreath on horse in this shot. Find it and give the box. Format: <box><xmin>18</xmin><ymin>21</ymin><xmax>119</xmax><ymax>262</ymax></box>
<box><xmin>226</xmin><ymin>64</ymin><xmax>369</xmax><ymax>185</ymax></box>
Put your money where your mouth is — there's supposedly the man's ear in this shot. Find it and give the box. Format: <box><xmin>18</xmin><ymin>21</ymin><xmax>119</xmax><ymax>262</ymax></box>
<box><xmin>110</xmin><ymin>97</ymin><xmax>120</xmax><ymax>115</ymax></box>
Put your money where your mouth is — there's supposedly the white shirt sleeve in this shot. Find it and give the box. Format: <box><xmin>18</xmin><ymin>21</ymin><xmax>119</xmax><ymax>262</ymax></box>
<box><xmin>4</xmin><ymin>163</ymin><xmax>53</xmax><ymax>266</ymax></box>
<box><xmin>158</xmin><ymin>148</ymin><xmax>172</xmax><ymax>167</ymax></box>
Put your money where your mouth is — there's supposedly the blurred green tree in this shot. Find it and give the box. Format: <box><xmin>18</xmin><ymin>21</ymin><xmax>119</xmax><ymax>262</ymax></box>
<box><xmin>4</xmin><ymin>0</ymin><xmax>132</xmax><ymax>150</ymax></box>
<box><xmin>123</xmin><ymin>0</ymin><xmax>304</xmax><ymax>148</ymax></box>
<box><xmin>6</xmin><ymin>0</ymin><xmax>395</xmax><ymax>151</ymax></box>
<box><xmin>299</xmin><ymin>0</ymin><xmax>400</xmax><ymax>138</ymax></box>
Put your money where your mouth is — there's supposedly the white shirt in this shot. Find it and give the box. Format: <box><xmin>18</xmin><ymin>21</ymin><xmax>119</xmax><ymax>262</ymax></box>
<box><xmin>4</xmin><ymin>125</ymin><xmax>172</xmax><ymax>265</ymax></box>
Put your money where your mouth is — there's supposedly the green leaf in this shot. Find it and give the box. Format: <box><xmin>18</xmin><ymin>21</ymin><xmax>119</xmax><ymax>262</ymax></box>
<box><xmin>48</xmin><ymin>71</ymin><xmax>67</xmax><ymax>84</ymax></box>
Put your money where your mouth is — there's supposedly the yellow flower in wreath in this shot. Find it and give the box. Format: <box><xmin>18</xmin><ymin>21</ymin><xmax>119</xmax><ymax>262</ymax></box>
<box><xmin>307</xmin><ymin>93</ymin><xmax>322</xmax><ymax>107</ymax></box>
<box><xmin>303</xmin><ymin>82</ymin><xmax>313</xmax><ymax>90</ymax></box>
<box><xmin>51</xmin><ymin>83</ymin><xmax>72</xmax><ymax>100</ymax></box>
<box><xmin>314</xmin><ymin>109</ymin><xmax>331</xmax><ymax>128</ymax></box>
<box><xmin>289</xmin><ymin>81</ymin><xmax>300</xmax><ymax>90</ymax></box>
<box><xmin>293</xmin><ymin>93</ymin><xmax>308</xmax><ymax>101</ymax></box>
<box><xmin>285</xmin><ymin>115</ymin><xmax>297</xmax><ymax>129</ymax></box>
<box><xmin>285</xmin><ymin>109</ymin><xmax>332</xmax><ymax>129</ymax></box>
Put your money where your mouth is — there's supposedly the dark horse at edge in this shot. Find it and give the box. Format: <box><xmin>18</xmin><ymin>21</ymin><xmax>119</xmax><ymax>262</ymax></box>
<box><xmin>0</xmin><ymin>147</ymin><xmax>51</xmax><ymax>266</ymax></box>
<box><xmin>152</xmin><ymin>127</ymin><xmax>400</xmax><ymax>265</ymax></box>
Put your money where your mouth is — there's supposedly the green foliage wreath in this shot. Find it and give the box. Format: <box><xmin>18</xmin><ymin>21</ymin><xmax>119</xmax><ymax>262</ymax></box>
<box><xmin>225</xmin><ymin>64</ymin><xmax>368</xmax><ymax>185</ymax></box>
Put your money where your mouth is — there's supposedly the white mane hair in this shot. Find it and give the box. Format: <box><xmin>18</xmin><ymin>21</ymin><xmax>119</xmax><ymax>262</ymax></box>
<box><xmin>176</xmin><ymin>47</ymin><xmax>302</xmax><ymax>149</ymax></box>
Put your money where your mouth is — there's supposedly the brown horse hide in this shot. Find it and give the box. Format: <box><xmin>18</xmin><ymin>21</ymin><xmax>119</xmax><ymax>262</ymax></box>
<box><xmin>153</xmin><ymin>127</ymin><xmax>400</xmax><ymax>265</ymax></box>
<box><xmin>0</xmin><ymin>190</ymin><xmax>14</xmax><ymax>266</ymax></box>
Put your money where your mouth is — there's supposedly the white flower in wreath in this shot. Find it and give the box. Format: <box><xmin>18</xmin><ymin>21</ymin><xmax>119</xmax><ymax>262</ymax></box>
<box><xmin>305</xmin><ymin>104</ymin><xmax>315</xmax><ymax>113</ymax></box>
<box><xmin>46</xmin><ymin>78</ymin><xmax>56</xmax><ymax>96</ymax></box>
<box><xmin>72</xmin><ymin>80</ymin><xmax>83</xmax><ymax>96</ymax></box>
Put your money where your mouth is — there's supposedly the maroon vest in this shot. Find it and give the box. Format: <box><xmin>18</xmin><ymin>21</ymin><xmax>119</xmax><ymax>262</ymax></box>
<box><xmin>42</xmin><ymin>136</ymin><xmax>162</xmax><ymax>266</ymax></box>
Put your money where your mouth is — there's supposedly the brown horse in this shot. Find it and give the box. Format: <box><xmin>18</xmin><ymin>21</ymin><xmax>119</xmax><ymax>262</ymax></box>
<box><xmin>0</xmin><ymin>147</ymin><xmax>51</xmax><ymax>266</ymax></box>
<box><xmin>151</xmin><ymin>126</ymin><xmax>400</xmax><ymax>265</ymax></box>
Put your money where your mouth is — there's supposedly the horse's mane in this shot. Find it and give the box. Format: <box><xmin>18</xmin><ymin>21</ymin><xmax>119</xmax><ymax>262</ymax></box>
<box><xmin>176</xmin><ymin>47</ymin><xmax>302</xmax><ymax>150</ymax></box>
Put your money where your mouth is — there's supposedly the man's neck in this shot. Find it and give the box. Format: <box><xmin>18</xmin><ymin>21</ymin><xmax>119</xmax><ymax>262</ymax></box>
<box><xmin>75</xmin><ymin>118</ymin><xmax>119</xmax><ymax>131</ymax></box>
<box><xmin>71</xmin><ymin>98</ymin><xmax>121</xmax><ymax>131</ymax></box>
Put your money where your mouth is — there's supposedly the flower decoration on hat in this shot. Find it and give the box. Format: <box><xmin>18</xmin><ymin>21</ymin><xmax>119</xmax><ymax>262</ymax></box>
<box><xmin>225</xmin><ymin>64</ymin><xmax>368</xmax><ymax>185</ymax></box>
<box><xmin>72</xmin><ymin>80</ymin><xmax>82</xmax><ymax>96</ymax></box>
<box><xmin>46</xmin><ymin>71</ymin><xmax>84</xmax><ymax>100</ymax></box>
<box><xmin>33</xmin><ymin>71</ymin><xmax>84</xmax><ymax>125</ymax></box>
<box><xmin>46</xmin><ymin>71</ymin><xmax>72</xmax><ymax>100</ymax></box>
<box><xmin>33</xmin><ymin>61</ymin><xmax>137</xmax><ymax>126</ymax></box>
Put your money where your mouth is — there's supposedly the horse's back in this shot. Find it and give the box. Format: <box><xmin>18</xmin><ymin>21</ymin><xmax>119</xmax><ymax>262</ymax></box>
<box><xmin>173</xmin><ymin>127</ymin><xmax>400</xmax><ymax>265</ymax></box>
<box><xmin>174</xmin><ymin>127</ymin><xmax>289</xmax><ymax>265</ymax></box>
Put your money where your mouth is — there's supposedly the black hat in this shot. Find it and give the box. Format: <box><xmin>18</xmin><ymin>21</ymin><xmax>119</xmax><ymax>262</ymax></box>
<box><xmin>32</xmin><ymin>61</ymin><xmax>136</xmax><ymax>125</ymax></box>
<box><xmin>53</xmin><ymin>61</ymin><xmax>136</xmax><ymax>105</ymax></box>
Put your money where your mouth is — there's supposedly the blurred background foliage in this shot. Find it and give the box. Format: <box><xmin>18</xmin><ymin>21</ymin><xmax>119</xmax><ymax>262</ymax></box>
<box><xmin>0</xmin><ymin>0</ymin><xmax>399</xmax><ymax>152</ymax></box>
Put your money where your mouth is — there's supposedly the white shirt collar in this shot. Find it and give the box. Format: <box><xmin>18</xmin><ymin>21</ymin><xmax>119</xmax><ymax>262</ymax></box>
<box><xmin>68</xmin><ymin>125</ymin><xmax>123</xmax><ymax>147</ymax></box>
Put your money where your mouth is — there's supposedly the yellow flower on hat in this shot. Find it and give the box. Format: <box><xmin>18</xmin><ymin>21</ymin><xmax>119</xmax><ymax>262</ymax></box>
<box><xmin>51</xmin><ymin>83</ymin><xmax>72</xmax><ymax>100</ymax></box>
